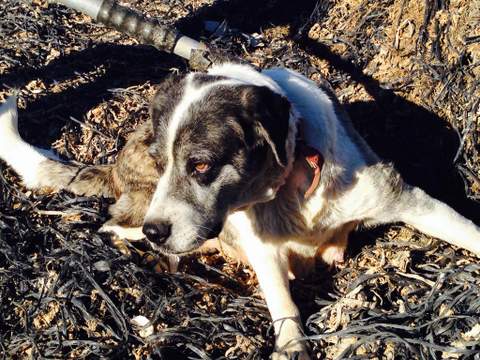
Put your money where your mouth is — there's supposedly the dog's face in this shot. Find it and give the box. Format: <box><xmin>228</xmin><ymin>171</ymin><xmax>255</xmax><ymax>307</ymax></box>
<box><xmin>142</xmin><ymin>74</ymin><xmax>291</xmax><ymax>254</ymax></box>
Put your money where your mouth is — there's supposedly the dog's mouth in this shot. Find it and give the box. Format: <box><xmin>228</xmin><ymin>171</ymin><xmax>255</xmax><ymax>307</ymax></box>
<box><xmin>156</xmin><ymin>245</ymin><xmax>197</xmax><ymax>256</ymax></box>
<box><xmin>146</xmin><ymin>240</ymin><xmax>203</xmax><ymax>256</ymax></box>
<box><xmin>145</xmin><ymin>222</ymin><xmax>223</xmax><ymax>256</ymax></box>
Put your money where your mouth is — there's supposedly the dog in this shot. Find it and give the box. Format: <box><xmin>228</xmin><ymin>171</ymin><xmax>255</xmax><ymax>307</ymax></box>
<box><xmin>1</xmin><ymin>63</ymin><xmax>479</xmax><ymax>359</ymax></box>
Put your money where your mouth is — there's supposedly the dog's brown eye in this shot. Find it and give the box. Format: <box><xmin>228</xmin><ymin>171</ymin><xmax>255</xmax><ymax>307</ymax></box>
<box><xmin>194</xmin><ymin>162</ymin><xmax>210</xmax><ymax>174</ymax></box>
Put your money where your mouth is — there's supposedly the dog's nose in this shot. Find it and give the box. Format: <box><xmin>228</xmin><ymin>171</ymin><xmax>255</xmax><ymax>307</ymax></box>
<box><xmin>142</xmin><ymin>222</ymin><xmax>172</xmax><ymax>244</ymax></box>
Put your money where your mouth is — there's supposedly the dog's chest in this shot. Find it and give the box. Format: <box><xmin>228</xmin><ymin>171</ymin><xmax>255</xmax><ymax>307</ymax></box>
<box><xmin>282</xmin><ymin>159</ymin><xmax>345</xmax><ymax>238</ymax></box>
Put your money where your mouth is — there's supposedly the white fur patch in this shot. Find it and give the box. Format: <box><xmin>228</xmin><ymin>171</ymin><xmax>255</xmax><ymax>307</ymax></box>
<box><xmin>262</xmin><ymin>68</ymin><xmax>337</xmax><ymax>155</ymax></box>
<box><xmin>227</xmin><ymin>211</ymin><xmax>308</xmax><ymax>357</ymax></box>
<box><xmin>208</xmin><ymin>63</ymin><xmax>286</xmax><ymax>95</ymax></box>
<box><xmin>0</xmin><ymin>97</ymin><xmax>48</xmax><ymax>188</ymax></box>
<box><xmin>164</xmin><ymin>75</ymin><xmax>246</xmax><ymax>163</ymax></box>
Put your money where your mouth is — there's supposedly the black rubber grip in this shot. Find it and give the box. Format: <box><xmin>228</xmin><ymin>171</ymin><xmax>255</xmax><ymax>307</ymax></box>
<box><xmin>97</xmin><ymin>0</ymin><xmax>180</xmax><ymax>54</ymax></box>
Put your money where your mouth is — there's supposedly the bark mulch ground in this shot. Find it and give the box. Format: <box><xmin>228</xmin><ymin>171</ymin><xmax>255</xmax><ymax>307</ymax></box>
<box><xmin>1</xmin><ymin>0</ymin><xmax>479</xmax><ymax>359</ymax></box>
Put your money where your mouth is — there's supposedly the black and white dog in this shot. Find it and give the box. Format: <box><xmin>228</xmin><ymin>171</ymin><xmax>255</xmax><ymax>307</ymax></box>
<box><xmin>1</xmin><ymin>63</ymin><xmax>479</xmax><ymax>359</ymax></box>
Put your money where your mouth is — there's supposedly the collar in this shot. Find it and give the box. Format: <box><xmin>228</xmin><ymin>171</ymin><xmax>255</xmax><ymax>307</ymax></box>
<box><xmin>275</xmin><ymin>121</ymin><xmax>324</xmax><ymax>200</ymax></box>
<box><xmin>300</xmin><ymin>143</ymin><xmax>323</xmax><ymax>199</ymax></box>
<box><xmin>294</xmin><ymin>114</ymin><xmax>323</xmax><ymax>199</ymax></box>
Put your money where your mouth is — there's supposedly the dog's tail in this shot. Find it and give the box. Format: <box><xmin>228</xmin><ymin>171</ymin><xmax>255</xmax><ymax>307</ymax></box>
<box><xmin>394</xmin><ymin>185</ymin><xmax>480</xmax><ymax>257</ymax></box>
<box><xmin>0</xmin><ymin>97</ymin><xmax>116</xmax><ymax>198</ymax></box>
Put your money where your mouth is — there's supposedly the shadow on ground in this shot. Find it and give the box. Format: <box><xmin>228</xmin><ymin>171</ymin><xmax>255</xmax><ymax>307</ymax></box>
<box><xmin>0</xmin><ymin>44</ymin><xmax>183</xmax><ymax>147</ymax></box>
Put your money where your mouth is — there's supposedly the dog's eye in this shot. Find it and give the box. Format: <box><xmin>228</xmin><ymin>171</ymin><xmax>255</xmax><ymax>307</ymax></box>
<box><xmin>194</xmin><ymin>162</ymin><xmax>210</xmax><ymax>174</ymax></box>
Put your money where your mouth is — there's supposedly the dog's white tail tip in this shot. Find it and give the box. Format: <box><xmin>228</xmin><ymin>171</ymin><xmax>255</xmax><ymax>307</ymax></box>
<box><xmin>0</xmin><ymin>95</ymin><xmax>20</xmax><ymax>137</ymax></box>
<box><xmin>0</xmin><ymin>96</ymin><xmax>49</xmax><ymax>189</ymax></box>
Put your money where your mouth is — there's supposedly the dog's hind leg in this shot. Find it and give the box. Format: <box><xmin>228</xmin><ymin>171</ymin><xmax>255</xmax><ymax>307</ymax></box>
<box><xmin>362</xmin><ymin>168</ymin><xmax>480</xmax><ymax>257</ymax></box>
<box><xmin>318</xmin><ymin>221</ymin><xmax>358</xmax><ymax>267</ymax></box>
<box><xmin>391</xmin><ymin>185</ymin><xmax>480</xmax><ymax>256</ymax></box>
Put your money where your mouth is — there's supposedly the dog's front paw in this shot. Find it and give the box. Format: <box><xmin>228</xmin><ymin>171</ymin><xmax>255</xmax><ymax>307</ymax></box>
<box><xmin>99</xmin><ymin>222</ymin><xmax>180</xmax><ymax>272</ymax></box>
<box><xmin>99</xmin><ymin>223</ymin><xmax>146</xmax><ymax>240</ymax></box>
<box><xmin>271</xmin><ymin>318</ymin><xmax>310</xmax><ymax>360</ymax></box>
<box><xmin>271</xmin><ymin>345</ymin><xmax>310</xmax><ymax>360</ymax></box>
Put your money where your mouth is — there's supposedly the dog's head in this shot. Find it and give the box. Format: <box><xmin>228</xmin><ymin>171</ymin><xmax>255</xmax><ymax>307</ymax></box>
<box><xmin>142</xmin><ymin>72</ymin><xmax>293</xmax><ymax>254</ymax></box>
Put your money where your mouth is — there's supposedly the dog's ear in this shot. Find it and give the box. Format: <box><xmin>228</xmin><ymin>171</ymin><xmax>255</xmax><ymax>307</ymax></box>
<box><xmin>240</xmin><ymin>86</ymin><xmax>291</xmax><ymax>167</ymax></box>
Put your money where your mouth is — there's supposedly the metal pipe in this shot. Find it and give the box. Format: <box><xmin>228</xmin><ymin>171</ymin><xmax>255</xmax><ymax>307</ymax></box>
<box><xmin>51</xmin><ymin>0</ymin><xmax>104</xmax><ymax>19</ymax></box>
<box><xmin>49</xmin><ymin>0</ymin><xmax>207</xmax><ymax>64</ymax></box>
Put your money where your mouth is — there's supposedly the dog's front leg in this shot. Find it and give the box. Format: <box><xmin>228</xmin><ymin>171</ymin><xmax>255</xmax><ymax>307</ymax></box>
<box><xmin>230</xmin><ymin>213</ymin><xmax>310</xmax><ymax>360</ymax></box>
<box><xmin>243</xmin><ymin>238</ymin><xmax>309</xmax><ymax>359</ymax></box>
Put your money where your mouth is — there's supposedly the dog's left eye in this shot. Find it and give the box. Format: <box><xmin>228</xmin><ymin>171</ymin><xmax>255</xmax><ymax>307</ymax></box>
<box><xmin>193</xmin><ymin>162</ymin><xmax>210</xmax><ymax>174</ymax></box>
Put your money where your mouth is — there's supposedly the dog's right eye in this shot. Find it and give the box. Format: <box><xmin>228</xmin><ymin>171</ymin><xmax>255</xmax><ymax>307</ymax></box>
<box><xmin>187</xmin><ymin>158</ymin><xmax>216</xmax><ymax>184</ymax></box>
<box><xmin>194</xmin><ymin>162</ymin><xmax>210</xmax><ymax>174</ymax></box>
